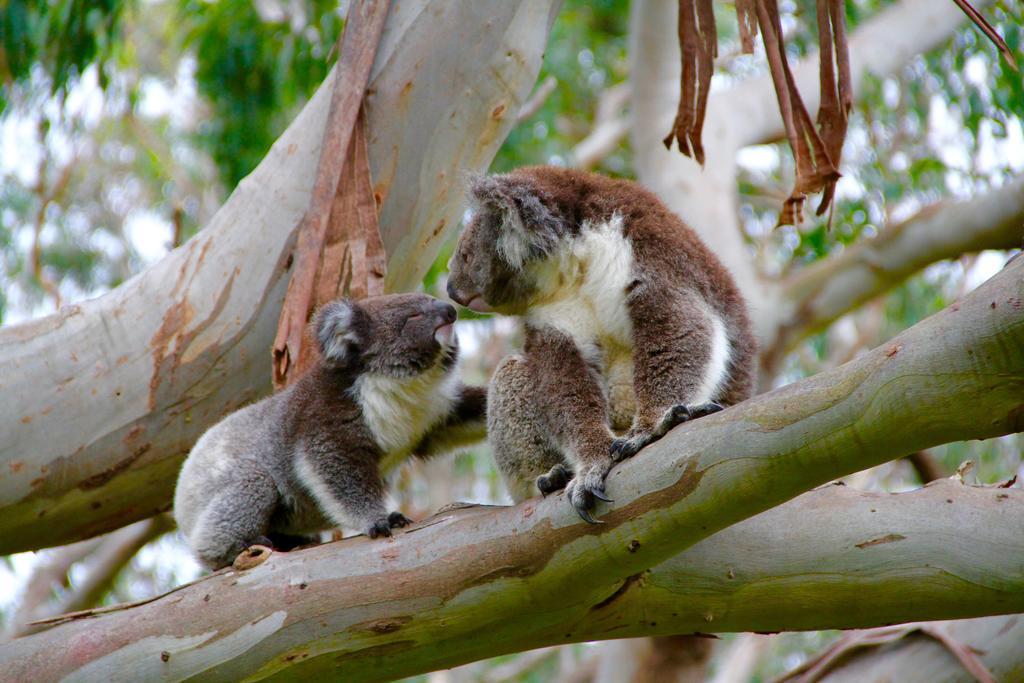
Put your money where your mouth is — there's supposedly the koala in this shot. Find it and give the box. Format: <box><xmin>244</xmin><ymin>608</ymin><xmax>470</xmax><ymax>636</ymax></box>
<box><xmin>446</xmin><ymin>166</ymin><xmax>755</xmax><ymax>522</ymax></box>
<box><xmin>173</xmin><ymin>293</ymin><xmax>486</xmax><ymax>569</ymax></box>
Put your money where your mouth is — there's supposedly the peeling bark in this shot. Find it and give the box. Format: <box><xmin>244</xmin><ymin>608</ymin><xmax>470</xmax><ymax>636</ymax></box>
<box><xmin>272</xmin><ymin>1</ymin><xmax>391</xmax><ymax>388</ymax></box>
<box><xmin>801</xmin><ymin>615</ymin><xmax>1024</xmax><ymax>683</ymax></box>
<box><xmin>0</xmin><ymin>0</ymin><xmax>562</xmax><ymax>554</ymax></box>
<box><xmin>4</xmin><ymin>261</ymin><xmax>1023</xmax><ymax>681</ymax></box>
<box><xmin>631</xmin><ymin>0</ymin><xmax>995</xmax><ymax>342</ymax></box>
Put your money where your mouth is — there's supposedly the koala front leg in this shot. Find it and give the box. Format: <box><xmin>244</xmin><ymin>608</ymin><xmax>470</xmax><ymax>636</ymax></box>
<box><xmin>614</xmin><ymin>285</ymin><xmax>726</xmax><ymax>460</ymax></box>
<box><xmin>524</xmin><ymin>328</ymin><xmax>617</xmax><ymax>523</ymax></box>
<box><xmin>414</xmin><ymin>385</ymin><xmax>488</xmax><ymax>459</ymax></box>
<box><xmin>294</xmin><ymin>443</ymin><xmax>410</xmax><ymax>539</ymax></box>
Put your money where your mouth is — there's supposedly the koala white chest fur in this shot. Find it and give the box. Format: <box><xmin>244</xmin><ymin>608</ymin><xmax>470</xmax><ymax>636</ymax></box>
<box><xmin>353</xmin><ymin>365</ymin><xmax>462</xmax><ymax>473</ymax></box>
<box><xmin>528</xmin><ymin>217</ymin><xmax>634</xmax><ymax>355</ymax></box>
<box><xmin>526</xmin><ymin>216</ymin><xmax>637</xmax><ymax>427</ymax></box>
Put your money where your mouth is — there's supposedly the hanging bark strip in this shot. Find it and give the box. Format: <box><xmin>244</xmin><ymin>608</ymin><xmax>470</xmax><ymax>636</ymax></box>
<box><xmin>814</xmin><ymin>0</ymin><xmax>852</xmax><ymax>217</ymax></box>
<box><xmin>951</xmin><ymin>0</ymin><xmax>1019</xmax><ymax>72</ymax></box>
<box><xmin>662</xmin><ymin>0</ymin><xmax>717</xmax><ymax>165</ymax></box>
<box><xmin>754</xmin><ymin>0</ymin><xmax>840</xmax><ymax>226</ymax></box>
<box><xmin>736</xmin><ymin>0</ymin><xmax>758</xmax><ymax>54</ymax></box>
<box><xmin>299</xmin><ymin>104</ymin><xmax>385</xmax><ymax>381</ymax></box>
<box><xmin>272</xmin><ymin>0</ymin><xmax>390</xmax><ymax>390</ymax></box>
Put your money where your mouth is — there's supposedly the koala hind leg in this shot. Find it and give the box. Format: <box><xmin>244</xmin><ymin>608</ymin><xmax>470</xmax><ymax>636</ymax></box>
<box><xmin>488</xmin><ymin>355</ymin><xmax>570</xmax><ymax>504</ymax></box>
<box><xmin>188</xmin><ymin>473</ymin><xmax>279</xmax><ymax>570</ymax></box>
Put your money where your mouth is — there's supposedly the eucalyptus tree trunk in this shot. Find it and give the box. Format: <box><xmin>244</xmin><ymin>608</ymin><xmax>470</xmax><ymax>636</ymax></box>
<box><xmin>0</xmin><ymin>0</ymin><xmax>562</xmax><ymax>554</ymax></box>
<box><xmin>4</xmin><ymin>259</ymin><xmax>1022</xmax><ymax>681</ymax></box>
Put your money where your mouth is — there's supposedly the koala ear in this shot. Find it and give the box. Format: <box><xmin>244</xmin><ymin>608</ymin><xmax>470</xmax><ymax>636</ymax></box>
<box><xmin>315</xmin><ymin>300</ymin><xmax>361</xmax><ymax>365</ymax></box>
<box><xmin>469</xmin><ymin>174</ymin><xmax>562</xmax><ymax>270</ymax></box>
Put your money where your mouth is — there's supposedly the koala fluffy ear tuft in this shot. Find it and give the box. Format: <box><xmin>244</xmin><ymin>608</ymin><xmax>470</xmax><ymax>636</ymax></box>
<box><xmin>316</xmin><ymin>300</ymin><xmax>361</xmax><ymax>365</ymax></box>
<box><xmin>469</xmin><ymin>174</ymin><xmax>563</xmax><ymax>270</ymax></box>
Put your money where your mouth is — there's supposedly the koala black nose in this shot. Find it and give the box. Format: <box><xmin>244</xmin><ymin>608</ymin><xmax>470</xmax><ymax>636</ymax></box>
<box><xmin>446</xmin><ymin>279</ymin><xmax>462</xmax><ymax>305</ymax></box>
<box><xmin>437</xmin><ymin>302</ymin><xmax>457</xmax><ymax>323</ymax></box>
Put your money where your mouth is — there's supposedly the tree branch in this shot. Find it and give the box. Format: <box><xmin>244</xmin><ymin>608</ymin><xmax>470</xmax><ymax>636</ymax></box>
<box><xmin>569</xmin><ymin>82</ymin><xmax>630</xmax><ymax>169</ymax></box>
<box><xmin>5</xmin><ymin>516</ymin><xmax>173</xmax><ymax>639</ymax></box>
<box><xmin>0</xmin><ymin>0</ymin><xmax>562</xmax><ymax>554</ymax></box>
<box><xmin>4</xmin><ymin>260</ymin><xmax>1022</xmax><ymax>680</ymax></box>
<box><xmin>796</xmin><ymin>614</ymin><xmax>1024</xmax><ymax>683</ymax></box>
<box><xmin>767</xmin><ymin>174</ymin><xmax>1024</xmax><ymax>359</ymax></box>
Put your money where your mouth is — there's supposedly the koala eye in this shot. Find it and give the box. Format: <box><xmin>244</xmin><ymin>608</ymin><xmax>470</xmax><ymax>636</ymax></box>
<box><xmin>460</xmin><ymin>250</ymin><xmax>469</xmax><ymax>263</ymax></box>
<box><xmin>407</xmin><ymin>313</ymin><xmax>424</xmax><ymax>322</ymax></box>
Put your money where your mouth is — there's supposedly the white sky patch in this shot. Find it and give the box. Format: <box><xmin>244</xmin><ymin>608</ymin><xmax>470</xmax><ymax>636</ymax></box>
<box><xmin>736</xmin><ymin>144</ymin><xmax>779</xmax><ymax>173</ymax></box>
<box><xmin>139</xmin><ymin>77</ymin><xmax>176</xmax><ymax>119</ymax></box>
<box><xmin>0</xmin><ymin>552</ymin><xmax>39</xmax><ymax>615</ymax></box>
<box><xmin>124</xmin><ymin>210</ymin><xmax>174</xmax><ymax>264</ymax></box>
<box><xmin>0</xmin><ymin>116</ymin><xmax>42</xmax><ymax>186</ymax></box>
<box><xmin>965</xmin><ymin>250</ymin><xmax>1010</xmax><ymax>291</ymax></box>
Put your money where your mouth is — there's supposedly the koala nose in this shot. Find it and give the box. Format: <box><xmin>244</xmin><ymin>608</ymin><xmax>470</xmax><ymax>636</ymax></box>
<box><xmin>436</xmin><ymin>301</ymin><xmax>457</xmax><ymax>323</ymax></box>
<box><xmin>446</xmin><ymin>279</ymin><xmax>463</xmax><ymax>306</ymax></box>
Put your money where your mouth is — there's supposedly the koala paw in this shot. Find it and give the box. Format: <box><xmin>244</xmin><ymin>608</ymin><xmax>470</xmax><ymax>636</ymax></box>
<box><xmin>366</xmin><ymin>517</ymin><xmax>393</xmax><ymax>539</ymax></box>
<box><xmin>387</xmin><ymin>511</ymin><xmax>413</xmax><ymax>529</ymax></box>
<box><xmin>610</xmin><ymin>432</ymin><xmax>653</xmax><ymax>461</ymax></box>
<box><xmin>536</xmin><ymin>463</ymin><xmax>572</xmax><ymax>496</ymax></box>
<box><xmin>688</xmin><ymin>401</ymin><xmax>724</xmax><ymax>419</ymax></box>
<box><xmin>611</xmin><ymin>402</ymin><xmax>724</xmax><ymax>460</ymax></box>
<box><xmin>565</xmin><ymin>461</ymin><xmax>614</xmax><ymax>524</ymax></box>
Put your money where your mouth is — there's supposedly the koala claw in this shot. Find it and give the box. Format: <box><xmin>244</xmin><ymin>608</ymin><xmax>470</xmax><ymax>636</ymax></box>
<box><xmin>689</xmin><ymin>402</ymin><xmax>724</xmax><ymax>418</ymax></box>
<box><xmin>566</xmin><ymin>462</ymin><xmax>613</xmax><ymax>523</ymax></box>
<box><xmin>366</xmin><ymin>518</ymin><xmax>393</xmax><ymax>539</ymax></box>
<box><xmin>537</xmin><ymin>463</ymin><xmax>572</xmax><ymax>496</ymax></box>
<box><xmin>388</xmin><ymin>511</ymin><xmax>413</xmax><ymax>529</ymax></box>
<box><xmin>610</xmin><ymin>434</ymin><xmax>651</xmax><ymax>461</ymax></box>
<box><xmin>247</xmin><ymin>535</ymin><xmax>274</xmax><ymax>549</ymax></box>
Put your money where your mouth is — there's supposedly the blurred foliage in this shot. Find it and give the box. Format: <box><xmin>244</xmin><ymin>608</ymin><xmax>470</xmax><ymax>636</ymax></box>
<box><xmin>1</xmin><ymin>0</ymin><xmax>1023</xmax><ymax>679</ymax></box>
<box><xmin>491</xmin><ymin>0</ymin><xmax>631</xmax><ymax>175</ymax></box>
<box><xmin>1</xmin><ymin>0</ymin><xmax>128</xmax><ymax>112</ymax></box>
<box><xmin>178</xmin><ymin>0</ymin><xmax>344</xmax><ymax>188</ymax></box>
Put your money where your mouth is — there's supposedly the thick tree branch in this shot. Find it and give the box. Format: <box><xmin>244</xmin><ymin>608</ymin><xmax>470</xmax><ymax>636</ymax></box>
<box><xmin>0</xmin><ymin>0</ymin><xmax>562</xmax><ymax>554</ymax></box>
<box><xmin>768</xmin><ymin>175</ymin><xmax>1024</xmax><ymax>360</ymax></box>
<box><xmin>5</xmin><ymin>516</ymin><xmax>173</xmax><ymax>639</ymax></box>
<box><xmin>5</xmin><ymin>261</ymin><xmax>1023</xmax><ymax>681</ymax></box>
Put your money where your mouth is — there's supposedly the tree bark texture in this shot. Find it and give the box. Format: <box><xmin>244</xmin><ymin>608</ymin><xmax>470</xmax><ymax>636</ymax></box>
<box><xmin>0</xmin><ymin>0</ymin><xmax>562</xmax><ymax>555</ymax></box>
<box><xmin>4</xmin><ymin>259</ymin><xmax>1022</xmax><ymax>681</ymax></box>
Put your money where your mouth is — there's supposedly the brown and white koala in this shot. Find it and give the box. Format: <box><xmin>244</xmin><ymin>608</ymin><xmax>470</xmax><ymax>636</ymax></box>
<box><xmin>446</xmin><ymin>166</ymin><xmax>755</xmax><ymax>522</ymax></box>
<box><xmin>173</xmin><ymin>293</ymin><xmax>486</xmax><ymax>569</ymax></box>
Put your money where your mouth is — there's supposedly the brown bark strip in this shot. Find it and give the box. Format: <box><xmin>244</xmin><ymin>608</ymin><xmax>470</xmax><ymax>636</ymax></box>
<box><xmin>272</xmin><ymin>0</ymin><xmax>390</xmax><ymax>389</ymax></box>
<box><xmin>303</xmin><ymin>105</ymin><xmax>386</xmax><ymax>375</ymax></box>
<box><xmin>951</xmin><ymin>0</ymin><xmax>1019</xmax><ymax>72</ymax></box>
<box><xmin>662</xmin><ymin>0</ymin><xmax>717</xmax><ymax>165</ymax></box>
<box><xmin>754</xmin><ymin>0</ymin><xmax>841</xmax><ymax>227</ymax></box>
<box><xmin>776</xmin><ymin>623</ymin><xmax>997</xmax><ymax>683</ymax></box>
<box><xmin>736</xmin><ymin>0</ymin><xmax>758</xmax><ymax>54</ymax></box>
<box><xmin>814</xmin><ymin>0</ymin><xmax>852</xmax><ymax>217</ymax></box>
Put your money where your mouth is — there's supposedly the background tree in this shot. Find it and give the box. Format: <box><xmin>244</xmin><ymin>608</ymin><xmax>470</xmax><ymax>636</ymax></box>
<box><xmin>1</xmin><ymin>0</ymin><xmax>1022</xmax><ymax>680</ymax></box>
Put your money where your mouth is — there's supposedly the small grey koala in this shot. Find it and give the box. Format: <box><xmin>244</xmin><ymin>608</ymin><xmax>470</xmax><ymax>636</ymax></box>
<box><xmin>446</xmin><ymin>166</ymin><xmax>755</xmax><ymax>522</ymax></box>
<box><xmin>173</xmin><ymin>293</ymin><xmax>486</xmax><ymax>569</ymax></box>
